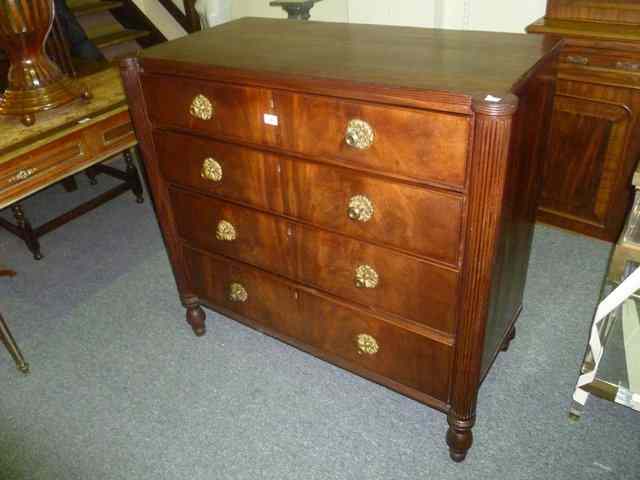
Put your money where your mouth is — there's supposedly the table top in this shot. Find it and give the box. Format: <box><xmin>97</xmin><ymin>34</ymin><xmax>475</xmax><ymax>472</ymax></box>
<box><xmin>140</xmin><ymin>18</ymin><xmax>558</xmax><ymax>98</ymax></box>
<box><xmin>0</xmin><ymin>68</ymin><xmax>128</xmax><ymax>165</ymax></box>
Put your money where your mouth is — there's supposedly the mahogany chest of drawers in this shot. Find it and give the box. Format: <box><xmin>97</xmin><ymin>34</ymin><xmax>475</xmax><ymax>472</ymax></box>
<box><xmin>121</xmin><ymin>18</ymin><xmax>559</xmax><ymax>461</ymax></box>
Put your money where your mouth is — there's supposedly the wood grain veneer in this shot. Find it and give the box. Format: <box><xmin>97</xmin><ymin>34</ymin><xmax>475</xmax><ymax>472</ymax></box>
<box><xmin>528</xmin><ymin>0</ymin><xmax>640</xmax><ymax>241</ymax></box>
<box><xmin>121</xmin><ymin>18</ymin><xmax>559</xmax><ymax>462</ymax></box>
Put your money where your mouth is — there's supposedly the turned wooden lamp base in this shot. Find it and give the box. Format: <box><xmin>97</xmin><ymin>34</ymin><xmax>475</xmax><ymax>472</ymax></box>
<box><xmin>0</xmin><ymin>0</ymin><xmax>91</xmax><ymax>127</ymax></box>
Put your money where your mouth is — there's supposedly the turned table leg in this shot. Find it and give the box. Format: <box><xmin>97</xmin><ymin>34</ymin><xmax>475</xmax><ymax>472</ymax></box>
<box><xmin>124</xmin><ymin>148</ymin><xmax>145</xmax><ymax>204</ymax></box>
<box><xmin>0</xmin><ymin>313</ymin><xmax>30</xmax><ymax>374</ymax></box>
<box><xmin>446</xmin><ymin>413</ymin><xmax>474</xmax><ymax>462</ymax></box>
<box><xmin>11</xmin><ymin>204</ymin><xmax>43</xmax><ymax>260</ymax></box>
<box><xmin>85</xmin><ymin>166</ymin><xmax>99</xmax><ymax>185</ymax></box>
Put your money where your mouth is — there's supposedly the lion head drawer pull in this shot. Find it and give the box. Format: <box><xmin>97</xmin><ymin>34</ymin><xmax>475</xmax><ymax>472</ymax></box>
<box><xmin>347</xmin><ymin>195</ymin><xmax>374</xmax><ymax>222</ymax></box>
<box><xmin>345</xmin><ymin>119</ymin><xmax>374</xmax><ymax>150</ymax></box>
<box><xmin>216</xmin><ymin>220</ymin><xmax>237</xmax><ymax>241</ymax></box>
<box><xmin>355</xmin><ymin>264</ymin><xmax>379</xmax><ymax>289</ymax></box>
<box><xmin>189</xmin><ymin>94</ymin><xmax>215</xmax><ymax>121</ymax></box>
<box><xmin>201</xmin><ymin>158</ymin><xmax>223</xmax><ymax>182</ymax></box>
<box><xmin>229</xmin><ymin>282</ymin><xmax>248</xmax><ymax>303</ymax></box>
<box><xmin>356</xmin><ymin>334</ymin><xmax>379</xmax><ymax>355</ymax></box>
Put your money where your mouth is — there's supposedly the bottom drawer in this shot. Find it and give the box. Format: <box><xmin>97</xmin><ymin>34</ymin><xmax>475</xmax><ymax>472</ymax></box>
<box><xmin>183</xmin><ymin>245</ymin><xmax>452</xmax><ymax>403</ymax></box>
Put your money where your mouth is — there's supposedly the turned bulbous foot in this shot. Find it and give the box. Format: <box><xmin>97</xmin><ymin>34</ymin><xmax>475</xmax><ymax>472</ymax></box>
<box><xmin>21</xmin><ymin>114</ymin><xmax>35</xmax><ymax>127</ymax></box>
<box><xmin>446</xmin><ymin>414</ymin><xmax>474</xmax><ymax>462</ymax></box>
<box><xmin>186</xmin><ymin>305</ymin><xmax>206</xmax><ymax>337</ymax></box>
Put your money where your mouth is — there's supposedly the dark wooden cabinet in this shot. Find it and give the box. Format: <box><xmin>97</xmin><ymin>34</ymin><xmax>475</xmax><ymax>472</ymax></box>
<box><xmin>121</xmin><ymin>18</ymin><xmax>558</xmax><ymax>462</ymax></box>
<box><xmin>528</xmin><ymin>0</ymin><xmax>640</xmax><ymax>241</ymax></box>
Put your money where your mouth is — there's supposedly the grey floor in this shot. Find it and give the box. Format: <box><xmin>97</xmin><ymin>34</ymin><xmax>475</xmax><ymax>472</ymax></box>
<box><xmin>1</xmin><ymin>162</ymin><xmax>639</xmax><ymax>480</ymax></box>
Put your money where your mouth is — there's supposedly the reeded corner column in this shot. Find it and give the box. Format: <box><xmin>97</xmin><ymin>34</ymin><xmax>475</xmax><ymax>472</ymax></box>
<box><xmin>446</xmin><ymin>93</ymin><xmax>519</xmax><ymax>463</ymax></box>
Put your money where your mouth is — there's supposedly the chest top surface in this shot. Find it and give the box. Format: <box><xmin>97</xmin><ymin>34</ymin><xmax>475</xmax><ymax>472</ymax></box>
<box><xmin>139</xmin><ymin>18</ymin><xmax>557</xmax><ymax>99</ymax></box>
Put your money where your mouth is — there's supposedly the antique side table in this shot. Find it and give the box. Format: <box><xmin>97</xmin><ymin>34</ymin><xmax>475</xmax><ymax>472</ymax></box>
<box><xmin>0</xmin><ymin>67</ymin><xmax>143</xmax><ymax>259</ymax></box>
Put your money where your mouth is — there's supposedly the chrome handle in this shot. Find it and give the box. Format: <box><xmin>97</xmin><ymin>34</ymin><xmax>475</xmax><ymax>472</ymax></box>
<box><xmin>216</xmin><ymin>220</ymin><xmax>236</xmax><ymax>241</ymax></box>
<box><xmin>356</xmin><ymin>334</ymin><xmax>379</xmax><ymax>355</ymax></box>
<box><xmin>355</xmin><ymin>264</ymin><xmax>379</xmax><ymax>289</ymax></box>
<box><xmin>347</xmin><ymin>195</ymin><xmax>374</xmax><ymax>223</ymax></box>
<box><xmin>201</xmin><ymin>158</ymin><xmax>223</xmax><ymax>182</ymax></box>
<box><xmin>189</xmin><ymin>94</ymin><xmax>215</xmax><ymax>120</ymax></box>
<box><xmin>229</xmin><ymin>282</ymin><xmax>248</xmax><ymax>303</ymax></box>
<box><xmin>345</xmin><ymin>119</ymin><xmax>375</xmax><ymax>150</ymax></box>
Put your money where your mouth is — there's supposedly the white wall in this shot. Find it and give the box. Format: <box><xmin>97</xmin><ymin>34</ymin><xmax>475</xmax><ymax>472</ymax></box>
<box><xmin>232</xmin><ymin>0</ymin><xmax>348</xmax><ymax>22</ymax></box>
<box><xmin>348</xmin><ymin>0</ymin><xmax>436</xmax><ymax>28</ymax></box>
<box><xmin>231</xmin><ymin>0</ymin><xmax>548</xmax><ymax>34</ymax></box>
<box><xmin>442</xmin><ymin>0</ymin><xmax>547</xmax><ymax>33</ymax></box>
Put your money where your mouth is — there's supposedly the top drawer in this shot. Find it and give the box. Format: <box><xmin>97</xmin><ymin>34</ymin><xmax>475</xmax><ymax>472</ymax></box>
<box><xmin>142</xmin><ymin>75</ymin><xmax>470</xmax><ymax>188</ymax></box>
<box><xmin>560</xmin><ymin>47</ymin><xmax>640</xmax><ymax>74</ymax></box>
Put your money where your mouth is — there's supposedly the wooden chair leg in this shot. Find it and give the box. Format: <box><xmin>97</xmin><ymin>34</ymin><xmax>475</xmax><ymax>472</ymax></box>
<box><xmin>0</xmin><ymin>312</ymin><xmax>29</xmax><ymax>374</ymax></box>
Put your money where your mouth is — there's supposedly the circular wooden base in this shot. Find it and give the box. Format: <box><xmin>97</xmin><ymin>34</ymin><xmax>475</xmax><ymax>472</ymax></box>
<box><xmin>0</xmin><ymin>76</ymin><xmax>90</xmax><ymax>127</ymax></box>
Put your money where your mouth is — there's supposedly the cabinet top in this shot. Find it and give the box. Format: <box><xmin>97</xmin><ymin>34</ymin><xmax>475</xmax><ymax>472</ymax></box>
<box><xmin>138</xmin><ymin>18</ymin><xmax>557</xmax><ymax>102</ymax></box>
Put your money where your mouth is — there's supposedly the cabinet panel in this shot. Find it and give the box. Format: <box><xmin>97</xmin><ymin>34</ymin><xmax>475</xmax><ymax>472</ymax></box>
<box><xmin>538</xmin><ymin>80</ymin><xmax>637</xmax><ymax>240</ymax></box>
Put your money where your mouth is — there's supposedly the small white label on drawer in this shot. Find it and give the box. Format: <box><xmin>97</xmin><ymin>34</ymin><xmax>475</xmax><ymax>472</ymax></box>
<box><xmin>485</xmin><ymin>95</ymin><xmax>502</xmax><ymax>103</ymax></box>
<box><xmin>263</xmin><ymin>113</ymin><xmax>279</xmax><ymax>126</ymax></box>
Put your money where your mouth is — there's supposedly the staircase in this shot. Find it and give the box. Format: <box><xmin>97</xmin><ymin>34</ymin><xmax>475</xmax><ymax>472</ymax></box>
<box><xmin>0</xmin><ymin>1</ymin><xmax>199</xmax><ymax>88</ymax></box>
<box><xmin>68</xmin><ymin>0</ymin><xmax>160</xmax><ymax>71</ymax></box>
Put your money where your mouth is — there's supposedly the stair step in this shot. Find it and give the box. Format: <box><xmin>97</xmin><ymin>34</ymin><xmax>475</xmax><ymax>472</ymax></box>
<box><xmin>89</xmin><ymin>29</ymin><xmax>150</xmax><ymax>50</ymax></box>
<box><xmin>70</xmin><ymin>1</ymin><xmax>123</xmax><ymax>16</ymax></box>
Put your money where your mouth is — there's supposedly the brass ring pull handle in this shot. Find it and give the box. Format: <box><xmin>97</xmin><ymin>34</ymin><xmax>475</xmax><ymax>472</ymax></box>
<box><xmin>201</xmin><ymin>158</ymin><xmax>223</xmax><ymax>182</ymax></box>
<box><xmin>216</xmin><ymin>220</ymin><xmax>237</xmax><ymax>241</ymax></box>
<box><xmin>356</xmin><ymin>334</ymin><xmax>379</xmax><ymax>355</ymax></box>
<box><xmin>347</xmin><ymin>195</ymin><xmax>374</xmax><ymax>223</ymax></box>
<box><xmin>566</xmin><ymin>55</ymin><xmax>589</xmax><ymax>65</ymax></box>
<box><xmin>229</xmin><ymin>282</ymin><xmax>248</xmax><ymax>303</ymax></box>
<box><xmin>355</xmin><ymin>264</ymin><xmax>379</xmax><ymax>289</ymax></box>
<box><xmin>345</xmin><ymin>119</ymin><xmax>375</xmax><ymax>150</ymax></box>
<box><xmin>189</xmin><ymin>94</ymin><xmax>215</xmax><ymax>120</ymax></box>
<box><xmin>8</xmin><ymin>168</ymin><xmax>37</xmax><ymax>184</ymax></box>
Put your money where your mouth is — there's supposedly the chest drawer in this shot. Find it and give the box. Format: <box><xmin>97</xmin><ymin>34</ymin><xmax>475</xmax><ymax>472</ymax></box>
<box><xmin>155</xmin><ymin>131</ymin><xmax>286</xmax><ymax>213</ymax></box>
<box><xmin>157</xmin><ymin>131</ymin><xmax>463</xmax><ymax>265</ymax></box>
<box><xmin>296</xmin><ymin>226</ymin><xmax>458</xmax><ymax>335</ymax></box>
<box><xmin>300</xmin><ymin>292</ymin><xmax>452</xmax><ymax>402</ymax></box>
<box><xmin>171</xmin><ymin>188</ymin><xmax>458</xmax><ymax>334</ymax></box>
<box><xmin>143</xmin><ymin>75</ymin><xmax>470</xmax><ymax>187</ymax></box>
<box><xmin>183</xmin><ymin>246</ymin><xmax>452</xmax><ymax>402</ymax></box>
<box><xmin>184</xmin><ymin>246</ymin><xmax>303</xmax><ymax>340</ymax></box>
<box><xmin>560</xmin><ymin>46</ymin><xmax>640</xmax><ymax>73</ymax></box>
<box><xmin>170</xmin><ymin>188</ymin><xmax>295</xmax><ymax>278</ymax></box>
<box><xmin>286</xmin><ymin>160</ymin><xmax>463</xmax><ymax>266</ymax></box>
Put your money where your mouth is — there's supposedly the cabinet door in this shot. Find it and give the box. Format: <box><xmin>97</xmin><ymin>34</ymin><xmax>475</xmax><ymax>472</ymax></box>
<box><xmin>538</xmin><ymin>82</ymin><xmax>635</xmax><ymax>240</ymax></box>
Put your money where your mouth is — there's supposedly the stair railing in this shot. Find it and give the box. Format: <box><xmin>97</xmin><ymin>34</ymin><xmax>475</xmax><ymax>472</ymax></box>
<box><xmin>155</xmin><ymin>0</ymin><xmax>202</xmax><ymax>33</ymax></box>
